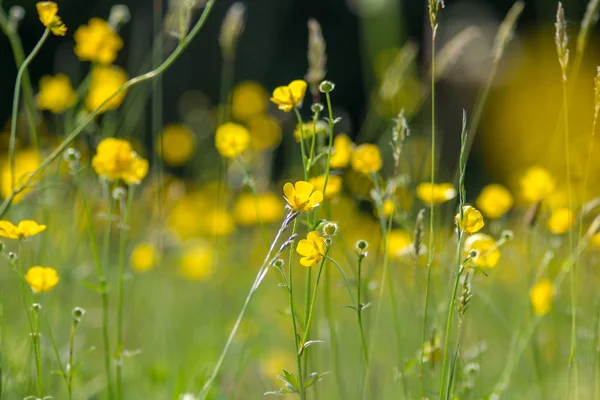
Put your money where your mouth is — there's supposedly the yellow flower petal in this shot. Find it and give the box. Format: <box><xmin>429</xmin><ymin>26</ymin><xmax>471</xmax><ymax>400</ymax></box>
<box><xmin>0</xmin><ymin>221</ymin><xmax>19</xmax><ymax>239</ymax></box>
<box><xmin>36</xmin><ymin>2</ymin><xmax>58</xmax><ymax>27</ymax></box>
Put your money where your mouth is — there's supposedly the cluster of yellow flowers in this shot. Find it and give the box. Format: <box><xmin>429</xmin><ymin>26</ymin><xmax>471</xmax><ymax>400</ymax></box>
<box><xmin>91</xmin><ymin>138</ymin><xmax>148</xmax><ymax>184</ymax></box>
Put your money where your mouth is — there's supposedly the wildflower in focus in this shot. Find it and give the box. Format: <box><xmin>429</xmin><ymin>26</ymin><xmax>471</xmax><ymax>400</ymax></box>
<box><xmin>329</xmin><ymin>134</ymin><xmax>353</xmax><ymax>169</ymax></box>
<box><xmin>416</xmin><ymin>182</ymin><xmax>457</xmax><ymax>205</ymax></box>
<box><xmin>37</xmin><ymin>74</ymin><xmax>77</xmax><ymax>114</ymax></box>
<box><xmin>231</xmin><ymin>81</ymin><xmax>267</xmax><ymax>122</ymax></box>
<box><xmin>530</xmin><ymin>279</ymin><xmax>553</xmax><ymax>315</ymax></box>
<box><xmin>270</xmin><ymin>80</ymin><xmax>307</xmax><ymax>112</ymax></box>
<box><xmin>464</xmin><ymin>233</ymin><xmax>500</xmax><ymax>269</ymax></box>
<box><xmin>36</xmin><ymin>1</ymin><xmax>67</xmax><ymax>36</ymax></box>
<box><xmin>215</xmin><ymin>123</ymin><xmax>250</xmax><ymax>158</ymax></box>
<box><xmin>130</xmin><ymin>242</ymin><xmax>158</xmax><ymax>272</ymax></box>
<box><xmin>283</xmin><ymin>181</ymin><xmax>323</xmax><ymax>212</ymax></box>
<box><xmin>293</xmin><ymin>120</ymin><xmax>327</xmax><ymax>142</ymax></box>
<box><xmin>308</xmin><ymin>175</ymin><xmax>342</xmax><ymax>200</ymax></box>
<box><xmin>456</xmin><ymin>205</ymin><xmax>485</xmax><ymax>234</ymax></box>
<box><xmin>179</xmin><ymin>244</ymin><xmax>214</xmax><ymax>281</ymax></box>
<box><xmin>92</xmin><ymin>138</ymin><xmax>148</xmax><ymax>184</ymax></box>
<box><xmin>233</xmin><ymin>192</ymin><xmax>284</xmax><ymax>226</ymax></box>
<box><xmin>476</xmin><ymin>184</ymin><xmax>513</xmax><ymax>219</ymax></box>
<box><xmin>296</xmin><ymin>231</ymin><xmax>326</xmax><ymax>266</ymax></box>
<box><xmin>0</xmin><ymin>220</ymin><xmax>46</xmax><ymax>239</ymax></box>
<box><xmin>547</xmin><ymin>208</ymin><xmax>573</xmax><ymax>234</ymax></box>
<box><xmin>520</xmin><ymin>166</ymin><xmax>555</xmax><ymax>203</ymax></box>
<box><xmin>386</xmin><ymin>230</ymin><xmax>412</xmax><ymax>259</ymax></box>
<box><xmin>0</xmin><ymin>149</ymin><xmax>42</xmax><ymax>202</ymax></box>
<box><xmin>25</xmin><ymin>266</ymin><xmax>59</xmax><ymax>293</ymax></box>
<box><xmin>351</xmin><ymin>144</ymin><xmax>382</xmax><ymax>174</ymax></box>
<box><xmin>74</xmin><ymin>18</ymin><xmax>123</xmax><ymax>64</ymax></box>
<box><xmin>158</xmin><ymin>124</ymin><xmax>195</xmax><ymax>166</ymax></box>
<box><xmin>85</xmin><ymin>66</ymin><xmax>128</xmax><ymax>113</ymax></box>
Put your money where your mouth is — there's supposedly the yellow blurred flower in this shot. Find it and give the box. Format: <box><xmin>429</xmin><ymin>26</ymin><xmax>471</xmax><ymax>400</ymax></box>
<box><xmin>270</xmin><ymin>80</ymin><xmax>307</xmax><ymax>112</ymax></box>
<box><xmin>0</xmin><ymin>220</ymin><xmax>46</xmax><ymax>239</ymax></box>
<box><xmin>386</xmin><ymin>230</ymin><xmax>412</xmax><ymax>260</ymax></box>
<box><xmin>121</xmin><ymin>157</ymin><xmax>149</xmax><ymax>185</ymax></box>
<box><xmin>204</xmin><ymin>207</ymin><xmax>236</xmax><ymax>237</ymax></box>
<box><xmin>130</xmin><ymin>242</ymin><xmax>158</xmax><ymax>272</ymax></box>
<box><xmin>215</xmin><ymin>123</ymin><xmax>250</xmax><ymax>158</ymax></box>
<box><xmin>37</xmin><ymin>74</ymin><xmax>77</xmax><ymax>114</ymax></box>
<box><xmin>296</xmin><ymin>231</ymin><xmax>326</xmax><ymax>267</ymax></box>
<box><xmin>231</xmin><ymin>81</ymin><xmax>268</xmax><ymax>122</ymax></box>
<box><xmin>455</xmin><ymin>205</ymin><xmax>484</xmax><ymax>234</ymax></box>
<box><xmin>308</xmin><ymin>175</ymin><xmax>342</xmax><ymax>200</ymax></box>
<box><xmin>247</xmin><ymin>114</ymin><xmax>282</xmax><ymax>151</ymax></box>
<box><xmin>74</xmin><ymin>18</ymin><xmax>123</xmax><ymax>64</ymax></box>
<box><xmin>233</xmin><ymin>192</ymin><xmax>284</xmax><ymax>226</ymax></box>
<box><xmin>530</xmin><ymin>279</ymin><xmax>553</xmax><ymax>316</ymax></box>
<box><xmin>329</xmin><ymin>134</ymin><xmax>353</xmax><ymax>169</ymax></box>
<box><xmin>36</xmin><ymin>2</ymin><xmax>67</xmax><ymax>36</ymax></box>
<box><xmin>416</xmin><ymin>182</ymin><xmax>457</xmax><ymax>205</ymax></box>
<box><xmin>520</xmin><ymin>166</ymin><xmax>555</xmax><ymax>203</ymax></box>
<box><xmin>464</xmin><ymin>233</ymin><xmax>500</xmax><ymax>269</ymax></box>
<box><xmin>85</xmin><ymin>66</ymin><xmax>128</xmax><ymax>113</ymax></box>
<box><xmin>1</xmin><ymin>149</ymin><xmax>42</xmax><ymax>203</ymax></box>
<box><xmin>158</xmin><ymin>124</ymin><xmax>195</xmax><ymax>166</ymax></box>
<box><xmin>91</xmin><ymin>138</ymin><xmax>148</xmax><ymax>184</ymax></box>
<box><xmin>381</xmin><ymin>198</ymin><xmax>395</xmax><ymax>218</ymax></box>
<box><xmin>476</xmin><ymin>184</ymin><xmax>514</xmax><ymax>219</ymax></box>
<box><xmin>591</xmin><ymin>232</ymin><xmax>600</xmax><ymax>248</ymax></box>
<box><xmin>283</xmin><ymin>181</ymin><xmax>323</xmax><ymax>212</ymax></box>
<box><xmin>351</xmin><ymin>144</ymin><xmax>382</xmax><ymax>174</ymax></box>
<box><xmin>547</xmin><ymin>208</ymin><xmax>573</xmax><ymax>234</ymax></box>
<box><xmin>261</xmin><ymin>350</ymin><xmax>294</xmax><ymax>382</ymax></box>
<box><xmin>293</xmin><ymin>120</ymin><xmax>327</xmax><ymax>142</ymax></box>
<box><xmin>179</xmin><ymin>243</ymin><xmax>214</xmax><ymax>281</ymax></box>
<box><xmin>25</xmin><ymin>266</ymin><xmax>59</xmax><ymax>293</ymax></box>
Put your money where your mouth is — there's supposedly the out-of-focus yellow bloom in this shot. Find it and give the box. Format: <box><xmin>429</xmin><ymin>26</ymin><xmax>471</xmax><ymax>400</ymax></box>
<box><xmin>416</xmin><ymin>182</ymin><xmax>457</xmax><ymax>205</ymax></box>
<box><xmin>37</xmin><ymin>74</ymin><xmax>77</xmax><ymax>114</ymax></box>
<box><xmin>215</xmin><ymin>123</ymin><xmax>250</xmax><ymax>158</ymax></box>
<box><xmin>270</xmin><ymin>80</ymin><xmax>307</xmax><ymax>112</ymax></box>
<box><xmin>330</xmin><ymin>134</ymin><xmax>353</xmax><ymax>169</ymax></box>
<box><xmin>351</xmin><ymin>144</ymin><xmax>382</xmax><ymax>174</ymax></box>
<box><xmin>386</xmin><ymin>230</ymin><xmax>412</xmax><ymax>260</ymax></box>
<box><xmin>0</xmin><ymin>220</ymin><xmax>46</xmax><ymax>239</ymax></box>
<box><xmin>591</xmin><ymin>232</ymin><xmax>600</xmax><ymax>248</ymax></box>
<box><xmin>25</xmin><ymin>266</ymin><xmax>59</xmax><ymax>293</ymax></box>
<box><xmin>204</xmin><ymin>207</ymin><xmax>236</xmax><ymax>237</ymax></box>
<box><xmin>293</xmin><ymin>120</ymin><xmax>327</xmax><ymax>142</ymax></box>
<box><xmin>247</xmin><ymin>114</ymin><xmax>282</xmax><ymax>151</ymax></box>
<box><xmin>297</xmin><ymin>231</ymin><xmax>326</xmax><ymax>267</ymax></box>
<box><xmin>520</xmin><ymin>166</ymin><xmax>555</xmax><ymax>203</ymax></box>
<box><xmin>92</xmin><ymin>138</ymin><xmax>148</xmax><ymax>184</ymax></box>
<box><xmin>158</xmin><ymin>124</ymin><xmax>195</xmax><ymax>166</ymax></box>
<box><xmin>85</xmin><ymin>66</ymin><xmax>128</xmax><ymax>113</ymax></box>
<box><xmin>283</xmin><ymin>181</ymin><xmax>323</xmax><ymax>212</ymax></box>
<box><xmin>530</xmin><ymin>279</ymin><xmax>553</xmax><ymax>316</ymax></box>
<box><xmin>74</xmin><ymin>18</ymin><xmax>123</xmax><ymax>64</ymax></box>
<box><xmin>233</xmin><ymin>192</ymin><xmax>284</xmax><ymax>226</ymax></box>
<box><xmin>36</xmin><ymin>2</ymin><xmax>67</xmax><ymax>36</ymax></box>
<box><xmin>261</xmin><ymin>350</ymin><xmax>294</xmax><ymax>382</ymax></box>
<box><xmin>0</xmin><ymin>150</ymin><xmax>41</xmax><ymax>203</ymax></box>
<box><xmin>464</xmin><ymin>233</ymin><xmax>500</xmax><ymax>269</ymax></box>
<box><xmin>308</xmin><ymin>175</ymin><xmax>342</xmax><ymax>200</ymax></box>
<box><xmin>130</xmin><ymin>242</ymin><xmax>158</xmax><ymax>272</ymax></box>
<box><xmin>456</xmin><ymin>205</ymin><xmax>485</xmax><ymax>234</ymax></box>
<box><xmin>547</xmin><ymin>208</ymin><xmax>573</xmax><ymax>234</ymax></box>
<box><xmin>179</xmin><ymin>244</ymin><xmax>214</xmax><ymax>281</ymax></box>
<box><xmin>231</xmin><ymin>81</ymin><xmax>268</xmax><ymax>122</ymax></box>
<box><xmin>476</xmin><ymin>184</ymin><xmax>513</xmax><ymax>219</ymax></box>
<box><xmin>381</xmin><ymin>198</ymin><xmax>395</xmax><ymax>218</ymax></box>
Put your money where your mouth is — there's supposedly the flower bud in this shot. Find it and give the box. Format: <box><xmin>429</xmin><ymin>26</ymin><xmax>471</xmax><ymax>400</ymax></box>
<box><xmin>319</xmin><ymin>80</ymin><xmax>335</xmax><ymax>93</ymax></box>
<box><xmin>273</xmin><ymin>259</ymin><xmax>285</xmax><ymax>268</ymax></box>
<box><xmin>109</xmin><ymin>5</ymin><xmax>131</xmax><ymax>29</ymax></box>
<box><xmin>32</xmin><ymin>303</ymin><xmax>42</xmax><ymax>312</ymax></box>
<box><xmin>311</xmin><ymin>103</ymin><xmax>324</xmax><ymax>113</ymax></box>
<box><xmin>323</xmin><ymin>222</ymin><xmax>338</xmax><ymax>237</ymax></box>
<box><xmin>356</xmin><ymin>240</ymin><xmax>368</xmax><ymax>251</ymax></box>
<box><xmin>64</xmin><ymin>148</ymin><xmax>81</xmax><ymax>163</ymax></box>
<box><xmin>112</xmin><ymin>187</ymin><xmax>127</xmax><ymax>201</ymax></box>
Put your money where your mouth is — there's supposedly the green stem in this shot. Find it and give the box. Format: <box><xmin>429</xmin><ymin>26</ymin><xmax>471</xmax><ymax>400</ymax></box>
<box><xmin>67</xmin><ymin>319</ymin><xmax>79</xmax><ymax>400</ymax></box>
<box><xmin>32</xmin><ymin>304</ymin><xmax>43</xmax><ymax>398</ymax></box>
<box><xmin>356</xmin><ymin>255</ymin><xmax>370</xmax><ymax>371</ymax></box>
<box><xmin>101</xmin><ymin>190</ymin><xmax>116</xmax><ymax>399</ymax></box>
<box><xmin>293</xmin><ymin>108</ymin><xmax>309</xmax><ymax>181</ymax></box>
<box><xmin>315</xmin><ymin>92</ymin><xmax>335</xmax><ymax>223</ymax></box>
<box><xmin>303</xmin><ymin>249</ymin><xmax>330</xmax><ymax>343</ymax></box>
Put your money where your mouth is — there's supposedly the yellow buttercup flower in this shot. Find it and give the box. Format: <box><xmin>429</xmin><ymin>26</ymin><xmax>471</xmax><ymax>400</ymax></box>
<box><xmin>416</xmin><ymin>182</ymin><xmax>457</xmax><ymax>205</ymax></box>
<box><xmin>547</xmin><ymin>208</ymin><xmax>573</xmax><ymax>234</ymax></box>
<box><xmin>247</xmin><ymin>114</ymin><xmax>282</xmax><ymax>151</ymax></box>
<box><xmin>351</xmin><ymin>144</ymin><xmax>382</xmax><ymax>174</ymax></box>
<box><xmin>386</xmin><ymin>230</ymin><xmax>412</xmax><ymax>260</ymax></box>
<box><xmin>308</xmin><ymin>175</ymin><xmax>342</xmax><ymax>200</ymax></box>
<box><xmin>330</xmin><ymin>134</ymin><xmax>353</xmax><ymax>169</ymax></box>
<box><xmin>231</xmin><ymin>81</ymin><xmax>268</xmax><ymax>122</ymax></box>
<box><xmin>293</xmin><ymin>120</ymin><xmax>327</xmax><ymax>142</ymax></box>
<box><xmin>520</xmin><ymin>166</ymin><xmax>555</xmax><ymax>203</ymax></box>
<box><xmin>0</xmin><ymin>150</ymin><xmax>42</xmax><ymax>203</ymax></box>
<box><xmin>215</xmin><ymin>123</ymin><xmax>250</xmax><ymax>158</ymax></box>
<box><xmin>179</xmin><ymin>243</ymin><xmax>214</xmax><ymax>281</ymax></box>
<box><xmin>455</xmin><ymin>205</ymin><xmax>485</xmax><ymax>234</ymax></box>
<box><xmin>92</xmin><ymin>138</ymin><xmax>148</xmax><ymax>184</ymax></box>
<box><xmin>36</xmin><ymin>2</ymin><xmax>67</xmax><ymax>36</ymax></box>
<box><xmin>74</xmin><ymin>18</ymin><xmax>123</xmax><ymax>64</ymax></box>
<box><xmin>530</xmin><ymin>279</ymin><xmax>553</xmax><ymax>316</ymax></box>
<box><xmin>270</xmin><ymin>80</ymin><xmax>307</xmax><ymax>112</ymax></box>
<box><xmin>233</xmin><ymin>192</ymin><xmax>284</xmax><ymax>226</ymax></box>
<box><xmin>464</xmin><ymin>233</ymin><xmax>500</xmax><ymax>269</ymax></box>
<box><xmin>130</xmin><ymin>242</ymin><xmax>158</xmax><ymax>272</ymax></box>
<box><xmin>85</xmin><ymin>66</ymin><xmax>128</xmax><ymax>113</ymax></box>
<box><xmin>296</xmin><ymin>231</ymin><xmax>327</xmax><ymax>267</ymax></box>
<box><xmin>25</xmin><ymin>266</ymin><xmax>59</xmax><ymax>293</ymax></box>
<box><xmin>283</xmin><ymin>181</ymin><xmax>323</xmax><ymax>212</ymax></box>
<box><xmin>476</xmin><ymin>184</ymin><xmax>514</xmax><ymax>219</ymax></box>
<box><xmin>37</xmin><ymin>74</ymin><xmax>77</xmax><ymax>114</ymax></box>
<box><xmin>158</xmin><ymin>124</ymin><xmax>195</xmax><ymax>166</ymax></box>
<box><xmin>0</xmin><ymin>220</ymin><xmax>46</xmax><ymax>240</ymax></box>
<box><xmin>121</xmin><ymin>157</ymin><xmax>149</xmax><ymax>185</ymax></box>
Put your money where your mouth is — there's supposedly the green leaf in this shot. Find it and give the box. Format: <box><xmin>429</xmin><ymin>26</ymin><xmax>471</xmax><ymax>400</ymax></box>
<box><xmin>303</xmin><ymin>371</ymin><xmax>331</xmax><ymax>389</ymax></box>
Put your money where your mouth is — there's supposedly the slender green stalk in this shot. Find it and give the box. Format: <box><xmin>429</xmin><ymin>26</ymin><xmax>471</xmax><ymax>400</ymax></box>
<box><xmin>218</xmin><ymin>59</ymin><xmax>235</xmax><ymax>124</ymax></box>
<box><xmin>315</xmin><ymin>92</ymin><xmax>335</xmax><ymax>224</ymax></box>
<box><xmin>102</xmin><ymin>192</ymin><xmax>116</xmax><ymax>399</ymax></box>
<box><xmin>355</xmin><ymin>253</ymin><xmax>370</xmax><ymax>370</ymax></box>
<box><xmin>31</xmin><ymin>305</ymin><xmax>43</xmax><ymax>398</ymax></box>
<box><xmin>302</xmin><ymin>248</ymin><xmax>330</xmax><ymax>342</ymax></box>
<box><xmin>324</xmin><ymin>258</ymin><xmax>344</xmax><ymax>399</ymax></box>
<box><xmin>293</xmin><ymin>108</ymin><xmax>309</xmax><ymax>180</ymax></box>
<box><xmin>67</xmin><ymin>317</ymin><xmax>80</xmax><ymax>400</ymax></box>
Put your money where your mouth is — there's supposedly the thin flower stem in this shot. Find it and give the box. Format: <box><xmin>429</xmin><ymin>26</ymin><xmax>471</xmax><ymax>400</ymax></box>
<box><xmin>32</xmin><ymin>304</ymin><xmax>43</xmax><ymax>398</ymax></box>
<box><xmin>303</xmin><ymin>248</ymin><xmax>330</xmax><ymax>343</ymax></box>
<box><xmin>293</xmin><ymin>107</ymin><xmax>309</xmax><ymax>181</ymax></box>
<box><xmin>235</xmin><ymin>157</ymin><xmax>268</xmax><ymax>246</ymax></box>
<box><xmin>101</xmin><ymin>192</ymin><xmax>116</xmax><ymax>399</ymax></box>
<box><xmin>67</xmin><ymin>318</ymin><xmax>79</xmax><ymax>400</ymax></box>
<box><xmin>356</xmin><ymin>254</ymin><xmax>370</xmax><ymax>371</ymax></box>
<box><xmin>324</xmin><ymin>258</ymin><xmax>344</xmax><ymax>399</ymax></box>
<box><xmin>315</xmin><ymin>92</ymin><xmax>335</xmax><ymax>224</ymax></box>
